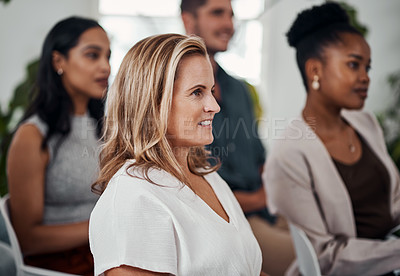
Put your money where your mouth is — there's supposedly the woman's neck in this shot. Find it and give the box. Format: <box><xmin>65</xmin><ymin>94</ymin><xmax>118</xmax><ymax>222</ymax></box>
<box><xmin>172</xmin><ymin>146</ymin><xmax>191</xmax><ymax>176</ymax></box>
<box><xmin>303</xmin><ymin>96</ymin><xmax>346</xmax><ymax>135</ymax></box>
<box><xmin>71</xmin><ymin>95</ymin><xmax>89</xmax><ymax>115</ymax></box>
<box><xmin>65</xmin><ymin>88</ymin><xmax>90</xmax><ymax>115</ymax></box>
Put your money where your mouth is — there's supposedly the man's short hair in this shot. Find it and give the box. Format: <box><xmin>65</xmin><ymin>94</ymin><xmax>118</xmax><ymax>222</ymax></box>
<box><xmin>180</xmin><ymin>0</ymin><xmax>208</xmax><ymax>15</ymax></box>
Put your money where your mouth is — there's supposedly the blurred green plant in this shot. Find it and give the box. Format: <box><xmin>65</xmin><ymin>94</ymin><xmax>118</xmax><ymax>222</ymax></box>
<box><xmin>245</xmin><ymin>81</ymin><xmax>263</xmax><ymax>122</ymax></box>
<box><xmin>378</xmin><ymin>71</ymin><xmax>400</xmax><ymax>170</ymax></box>
<box><xmin>337</xmin><ymin>1</ymin><xmax>368</xmax><ymax>37</ymax></box>
<box><xmin>0</xmin><ymin>59</ymin><xmax>39</xmax><ymax>196</ymax></box>
<box><xmin>0</xmin><ymin>0</ymin><xmax>11</xmax><ymax>4</ymax></box>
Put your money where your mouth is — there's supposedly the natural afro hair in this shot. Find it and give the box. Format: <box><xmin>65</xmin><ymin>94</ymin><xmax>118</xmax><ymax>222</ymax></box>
<box><xmin>287</xmin><ymin>2</ymin><xmax>350</xmax><ymax>48</ymax></box>
<box><xmin>286</xmin><ymin>1</ymin><xmax>363</xmax><ymax>91</ymax></box>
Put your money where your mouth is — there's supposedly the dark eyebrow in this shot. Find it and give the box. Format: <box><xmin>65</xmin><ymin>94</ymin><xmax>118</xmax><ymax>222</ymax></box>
<box><xmin>82</xmin><ymin>45</ymin><xmax>110</xmax><ymax>52</ymax></box>
<box><xmin>210</xmin><ymin>8</ymin><xmax>233</xmax><ymax>17</ymax></box>
<box><xmin>348</xmin><ymin>54</ymin><xmax>362</xmax><ymax>60</ymax></box>
<box><xmin>348</xmin><ymin>54</ymin><xmax>371</xmax><ymax>63</ymax></box>
<box><xmin>82</xmin><ymin>45</ymin><xmax>111</xmax><ymax>56</ymax></box>
<box><xmin>211</xmin><ymin>8</ymin><xmax>224</xmax><ymax>13</ymax></box>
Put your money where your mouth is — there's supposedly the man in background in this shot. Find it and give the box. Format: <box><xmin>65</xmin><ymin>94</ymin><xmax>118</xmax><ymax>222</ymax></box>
<box><xmin>180</xmin><ymin>0</ymin><xmax>295</xmax><ymax>275</ymax></box>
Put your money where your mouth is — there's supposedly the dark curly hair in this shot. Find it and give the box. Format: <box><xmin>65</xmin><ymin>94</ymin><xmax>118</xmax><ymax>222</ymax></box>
<box><xmin>286</xmin><ymin>2</ymin><xmax>363</xmax><ymax>91</ymax></box>
<box><xmin>22</xmin><ymin>16</ymin><xmax>106</xmax><ymax>150</ymax></box>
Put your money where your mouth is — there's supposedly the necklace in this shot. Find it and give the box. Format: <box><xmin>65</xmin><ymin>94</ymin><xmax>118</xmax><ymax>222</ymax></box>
<box><xmin>347</xmin><ymin>127</ymin><xmax>356</xmax><ymax>153</ymax></box>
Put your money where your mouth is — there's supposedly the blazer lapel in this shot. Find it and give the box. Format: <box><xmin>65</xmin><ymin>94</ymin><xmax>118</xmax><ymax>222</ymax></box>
<box><xmin>297</xmin><ymin>115</ymin><xmax>357</xmax><ymax>237</ymax></box>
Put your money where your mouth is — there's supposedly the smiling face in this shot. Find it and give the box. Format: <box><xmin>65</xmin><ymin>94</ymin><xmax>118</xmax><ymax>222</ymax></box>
<box><xmin>167</xmin><ymin>54</ymin><xmax>220</xmax><ymax>148</ymax></box>
<box><xmin>184</xmin><ymin>0</ymin><xmax>234</xmax><ymax>55</ymax></box>
<box><xmin>316</xmin><ymin>32</ymin><xmax>371</xmax><ymax>110</ymax></box>
<box><xmin>56</xmin><ymin>27</ymin><xmax>111</xmax><ymax>101</ymax></box>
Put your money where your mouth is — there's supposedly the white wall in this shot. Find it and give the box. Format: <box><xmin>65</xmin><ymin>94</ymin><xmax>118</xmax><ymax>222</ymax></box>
<box><xmin>351</xmin><ymin>0</ymin><xmax>400</xmax><ymax>112</ymax></box>
<box><xmin>0</xmin><ymin>0</ymin><xmax>99</xmax><ymax>111</ymax></box>
<box><xmin>2</xmin><ymin>0</ymin><xmax>399</xmax><ymax>126</ymax></box>
<box><xmin>259</xmin><ymin>0</ymin><xmax>400</xmax><ymax>145</ymax></box>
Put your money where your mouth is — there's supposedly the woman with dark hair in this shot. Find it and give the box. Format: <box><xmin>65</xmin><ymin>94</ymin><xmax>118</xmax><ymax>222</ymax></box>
<box><xmin>264</xmin><ymin>2</ymin><xmax>400</xmax><ymax>275</ymax></box>
<box><xmin>7</xmin><ymin>16</ymin><xmax>111</xmax><ymax>275</ymax></box>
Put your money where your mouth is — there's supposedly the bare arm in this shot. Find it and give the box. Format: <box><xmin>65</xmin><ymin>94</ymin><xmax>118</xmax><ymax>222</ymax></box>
<box><xmin>232</xmin><ymin>164</ymin><xmax>267</xmax><ymax>213</ymax></box>
<box><xmin>7</xmin><ymin>124</ymin><xmax>89</xmax><ymax>256</ymax></box>
<box><xmin>105</xmin><ymin>265</ymin><xmax>170</xmax><ymax>276</ymax></box>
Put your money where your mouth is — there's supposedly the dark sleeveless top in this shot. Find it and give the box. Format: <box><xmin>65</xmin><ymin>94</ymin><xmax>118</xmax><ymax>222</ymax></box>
<box><xmin>333</xmin><ymin>134</ymin><xmax>395</xmax><ymax>239</ymax></box>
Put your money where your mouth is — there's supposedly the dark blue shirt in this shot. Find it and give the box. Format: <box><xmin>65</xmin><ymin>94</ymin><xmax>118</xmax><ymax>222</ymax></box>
<box><xmin>207</xmin><ymin>65</ymin><xmax>274</xmax><ymax>223</ymax></box>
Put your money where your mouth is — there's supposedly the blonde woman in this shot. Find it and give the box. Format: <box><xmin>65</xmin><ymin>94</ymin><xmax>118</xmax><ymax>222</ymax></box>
<box><xmin>89</xmin><ymin>34</ymin><xmax>263</xmax><ymax>276</ymax></box>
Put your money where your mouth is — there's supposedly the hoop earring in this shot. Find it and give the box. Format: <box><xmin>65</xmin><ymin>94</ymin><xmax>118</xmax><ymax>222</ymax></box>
<box><xmin>312</xmin><ymin>75</ymin><xmax>320</xmax><ymax>90</ymax></box>
<box><xmin>57</xmin><ymin>68</ymin><xmax>63</xmax><ymax>76</ymax></box>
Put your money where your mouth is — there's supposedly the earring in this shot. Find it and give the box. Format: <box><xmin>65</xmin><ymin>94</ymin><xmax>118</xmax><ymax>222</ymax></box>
<box><xmin>57</xmin><ymin>68</ymin><xmax>63</xmax><ymax>76</ymax></box>
<box><xmin>312</xmin><ymin>75</ymin><xmax>320</xmax><ymax>90</ymax></box>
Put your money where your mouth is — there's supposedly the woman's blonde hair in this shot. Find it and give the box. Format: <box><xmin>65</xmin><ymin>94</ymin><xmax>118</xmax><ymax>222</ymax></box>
<box><xmin>92</xmin><ymin>33</ymin><xmax>219</xmax><ymax>194</ymax></box>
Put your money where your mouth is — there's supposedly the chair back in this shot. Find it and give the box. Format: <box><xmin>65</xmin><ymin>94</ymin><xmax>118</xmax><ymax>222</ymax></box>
<box><xmin>289</xmin><ymin>223</ymin><xmax>321</xmax><ymax>276</ymax></box>
<box><xmin>0</xmin><ymin>194</ymin><xmax>77</xmax><ymax>276</ymax></box>
<box><xmin>0</xmin><ymin>240</ymin><xmax>17</xmax><ymax>275</ymax></box>
<box><xmin>0</xmin><ymin>194</ymin><xmax>24</xmax><ymax>271</ymax></box>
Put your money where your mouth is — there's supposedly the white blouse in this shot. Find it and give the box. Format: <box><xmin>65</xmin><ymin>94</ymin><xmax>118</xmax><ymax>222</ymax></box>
<box><xmin>89</xmin><ymin>160</ymin><xmax>262</xmax><ymax>276</ymax></box>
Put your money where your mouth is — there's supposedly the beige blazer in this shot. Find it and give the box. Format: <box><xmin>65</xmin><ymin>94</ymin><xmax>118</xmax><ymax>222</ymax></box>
<box><xmin>264</xmin><ymin>110</ymin><xmax>400</xmax><ymax>276</ymax></box>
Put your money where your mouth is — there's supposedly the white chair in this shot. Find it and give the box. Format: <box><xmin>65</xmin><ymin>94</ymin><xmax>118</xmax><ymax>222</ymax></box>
<box><xmin>0</xmin><ymin>194</ymin><xmax>78</xmax><ymax>276</ymax></box>
<box><xmin>289</xmin><ymin>223</ymin><xmax>321</xmax><ymax>276</ymax></box>
<box><xmin>0</xmin><ymin>240</ymin><xmax>17</xmax><ymax>275</ymax></box>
